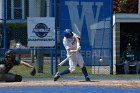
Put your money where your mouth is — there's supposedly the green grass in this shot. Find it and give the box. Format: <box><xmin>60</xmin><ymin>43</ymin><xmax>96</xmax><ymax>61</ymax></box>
<box><xmin>10</xmin><ymin>63</ymin><xmax>53</xmax><ymax>78</ymax></box>
<box><xmin>10</xmin><ymin>63</ymin><xmax>140</xmax><ymax>79</ymax></box>
<box><xmin>10</xmin><ymin>63</ymin><xmax>92</xmax><ymax>78</ymax></box>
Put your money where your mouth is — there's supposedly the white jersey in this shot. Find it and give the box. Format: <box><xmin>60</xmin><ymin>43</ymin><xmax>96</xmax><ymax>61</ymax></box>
<box><xmin>63</xmin><ymin>32</ymin><xmax>85</xmax><ymax>72</ymax></box>
<box><xmin>63</xmin><ymin>32</ymin><xmax>79</xmax><ymax>56</ymax></box>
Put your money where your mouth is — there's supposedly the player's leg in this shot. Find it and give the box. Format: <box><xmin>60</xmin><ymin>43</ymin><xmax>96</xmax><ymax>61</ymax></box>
<box><xmin>78</xmin><ymin>54</ymin><xmax>90</xmax><ymax>81</ymax></box>
<box><xmin>3</xmin><ymin>73</ymin><xmax>22</xmax><ymax>82</ymax></box>
<box><xmin>54</xmin><ymin>59</ymin><xmax>76</xmax><ymax>81</ymax></box>
<box><xmin>124</xmin><ymin>61</ymin><xmax>129</xmax><ymax>74</ymax></box>
<box><xmin>81</xmin><ymin>66</ymin><xmax>90</xmax><ymax>81</ymax></box>
<box><xmin>54</xmin><ymin>68</ymin><xmax>70</xmax><ymax>81</ymax></box>
<box><xmin>0</xmin><ymin>64</ymin><xmax>6</xmax><ymax>81</ymax></box>
<box><xmin>136</xmin><ymin>61</ymin><xmax>140</xmax><ymax>74</ymax></box>
<box><xmin>0</xmin><ymin>73</ymin><xmax>4</xmax><ymax>81</ymax></box>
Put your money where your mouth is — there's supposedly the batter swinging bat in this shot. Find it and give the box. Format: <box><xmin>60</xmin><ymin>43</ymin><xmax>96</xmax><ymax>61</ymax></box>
<box><xmin>58</xmin><ymin>50</ymin><xmax>79</xmax><ymax>66</ymax></box>
<box><xmin>59</xmin><ymin>41</ymin><xmax>81</xmax><ymax>66</ymax></box>
<box><xmin>58</xmin><ymin>55</ymin><xmax>72</xmax><ymax>66</ymax></box>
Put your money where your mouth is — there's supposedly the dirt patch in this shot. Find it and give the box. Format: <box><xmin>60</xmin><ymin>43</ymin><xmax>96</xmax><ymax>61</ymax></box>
<box><xmin>0</xmin><ymin>80</ymin><xmax>140</xmax><ymax>88</ymax></box>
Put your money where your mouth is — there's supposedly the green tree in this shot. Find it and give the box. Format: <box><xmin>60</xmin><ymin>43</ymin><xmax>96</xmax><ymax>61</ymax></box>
<box><xmin>113</xmin><ymin>0</ymin><xmax>138</xmax><ymax>13</ymax></box>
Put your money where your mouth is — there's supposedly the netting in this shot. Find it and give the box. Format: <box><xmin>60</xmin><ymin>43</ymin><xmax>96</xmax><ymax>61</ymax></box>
<box><xmin>0</xmin><ymin>0</ymin><xmax>113</xmax><ymax>80</ymax></box>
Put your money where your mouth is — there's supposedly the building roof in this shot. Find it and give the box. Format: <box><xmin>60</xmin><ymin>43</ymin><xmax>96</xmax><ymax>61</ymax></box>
<box><xmin>113</xmin><ymin>13</ymin><xmax>140</xmax><ymax>24</ymax></box>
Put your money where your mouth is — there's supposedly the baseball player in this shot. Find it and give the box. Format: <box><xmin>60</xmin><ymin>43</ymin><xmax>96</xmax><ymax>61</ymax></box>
<box><xmin>54</xmin><ymin>29</ymin><xmax>90</xmax><ymax>81</ymax></box>
<box><xmin>122</xmin><ymin>43</ymin><xmax>140</xmax><ymax>74</ymax></box>
<box><xmin>0</xmin><ymin>50</ymin><xmax>36</xmax><ymax>82</ymax></box>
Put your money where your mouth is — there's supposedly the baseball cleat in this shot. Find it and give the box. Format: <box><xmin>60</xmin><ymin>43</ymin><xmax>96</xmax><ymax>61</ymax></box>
<box><xmin>85</xmin><ymin>77</ymin><xmax>90</xmax><ymax>81</ymax></box>
<box><xmin>54</xmin><ymin>72</ymin><xmax>60</xmax><ymax>81</ymax></box>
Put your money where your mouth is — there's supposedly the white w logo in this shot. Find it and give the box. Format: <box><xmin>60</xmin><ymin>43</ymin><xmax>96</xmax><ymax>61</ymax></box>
<box><xmin>65</xmin><ymin>1</ymin><xmax>110</xmax><ymax>47</ymax></box>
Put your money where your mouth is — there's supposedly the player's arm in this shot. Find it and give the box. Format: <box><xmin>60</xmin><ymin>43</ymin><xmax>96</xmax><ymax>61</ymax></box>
<box><xmin>20</xmin><ymin>61</ymin><xmax>34</xmax><ymax>68</ymax></box>
<box><xmin>76</xmin><ymin>36</ymin><xmax>81</xmax><ymax>51</ymax></box>
<box><xmin>70</xmin><ymin>36</ymin><xmax>81</xmax><ymax>53</ymax></box>
<box><xmin>20</xmin><ymin>60</ymin><xmax>36</xmax><ymax>76</ymax></box>
<box><xmin>63</xmin><ymin>37</ymin><xmax>73</xmax><ymax>55</ymax></box>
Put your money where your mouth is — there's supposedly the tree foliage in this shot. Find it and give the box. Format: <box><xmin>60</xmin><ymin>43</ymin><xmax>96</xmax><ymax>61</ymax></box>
<box><xmin>113</xmin><ymin>0</ymin><xmax>138</xmax><ymax>13</ymax></box>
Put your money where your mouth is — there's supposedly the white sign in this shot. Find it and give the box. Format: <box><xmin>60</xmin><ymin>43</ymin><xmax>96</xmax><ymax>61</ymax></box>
<box><xmin>27</xmin><ymin>17</ymin><xmax>55</xmax><ymax>47</ymax></box>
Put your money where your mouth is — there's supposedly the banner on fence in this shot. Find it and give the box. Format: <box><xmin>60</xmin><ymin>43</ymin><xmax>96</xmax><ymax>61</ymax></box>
<box><xmin>27</xmin><ymin>17</ymin><xmax>55</xmax><ymax>47</ymax></box>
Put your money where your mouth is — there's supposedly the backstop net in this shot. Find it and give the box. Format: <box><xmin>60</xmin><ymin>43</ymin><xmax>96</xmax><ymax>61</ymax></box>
<box><xmin>0</xmin><ymin>0</ymin><xmax>113</xmax><ymax>79</ymax></box>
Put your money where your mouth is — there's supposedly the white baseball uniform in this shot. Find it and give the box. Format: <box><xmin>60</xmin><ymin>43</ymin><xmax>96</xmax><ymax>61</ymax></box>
<box><xmin>63</xmin><ymin>32</ymin><xmax>85</xmax><ymax>72</ymax></box>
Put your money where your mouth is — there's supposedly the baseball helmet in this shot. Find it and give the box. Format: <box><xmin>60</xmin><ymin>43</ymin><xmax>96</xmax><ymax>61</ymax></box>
<box><xmin>5</xmin><ymin>50</ymin><xmax>16</xmax><ymax>59</ymax></box>
<box><xmin>64</xmin><ymin>29</ymin><xmax>73</xmax><ymax>38</ymax></box>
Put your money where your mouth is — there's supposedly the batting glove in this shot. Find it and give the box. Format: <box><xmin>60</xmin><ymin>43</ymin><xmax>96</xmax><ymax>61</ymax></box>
<box><xmin>70</xmin><ymin>50</ymin><xmax>77</xmax><ymax>54</ymax></box>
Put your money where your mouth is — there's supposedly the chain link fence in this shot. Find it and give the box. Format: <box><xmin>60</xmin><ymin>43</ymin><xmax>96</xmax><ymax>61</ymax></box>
<box><xmin>0</xmin><ymin>0</ymin><xmax>113</xmax><ymax>79</ymax></box>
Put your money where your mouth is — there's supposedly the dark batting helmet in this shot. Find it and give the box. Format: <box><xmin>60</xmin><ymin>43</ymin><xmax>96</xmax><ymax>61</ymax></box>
<box><xmin>5</xmin><ymin>50</ymin><xmax>16</xmax><ymax>59</ymax></box>
<box><xmin>64</xmin><ymin>29</ymin><xmax>73</xmax><ymax>38</ymax></box>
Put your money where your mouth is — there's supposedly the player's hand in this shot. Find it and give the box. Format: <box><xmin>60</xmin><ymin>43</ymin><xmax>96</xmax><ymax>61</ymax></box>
<box><xmin>70</xmin><ymin>50</ymin><xmax>77</xmax><ymax>54</ymax></box>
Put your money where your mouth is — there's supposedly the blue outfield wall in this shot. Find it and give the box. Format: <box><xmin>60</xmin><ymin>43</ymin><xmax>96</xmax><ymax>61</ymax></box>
<box><xmin>60</xmin><ymin>0</ymin><xmax>113</xmax><ymax>68</ymax></box>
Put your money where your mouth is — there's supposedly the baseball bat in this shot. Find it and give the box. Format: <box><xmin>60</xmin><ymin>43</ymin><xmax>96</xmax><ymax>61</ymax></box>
<box><xmin>58</xmin><ymin>55</ymin><xmax>72</xmax><ymax>66</ymax></box>
<box><xmin>74</xmin><ymin>23</ymin><xmax>80</xmax><ymax>34</ymax></box>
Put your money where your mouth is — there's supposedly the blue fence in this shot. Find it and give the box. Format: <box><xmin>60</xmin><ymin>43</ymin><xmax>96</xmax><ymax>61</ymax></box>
<box><xmin>0</xmin><ymin>0</ymin><xmax>58</xmax><ymax>75</ymax></box>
